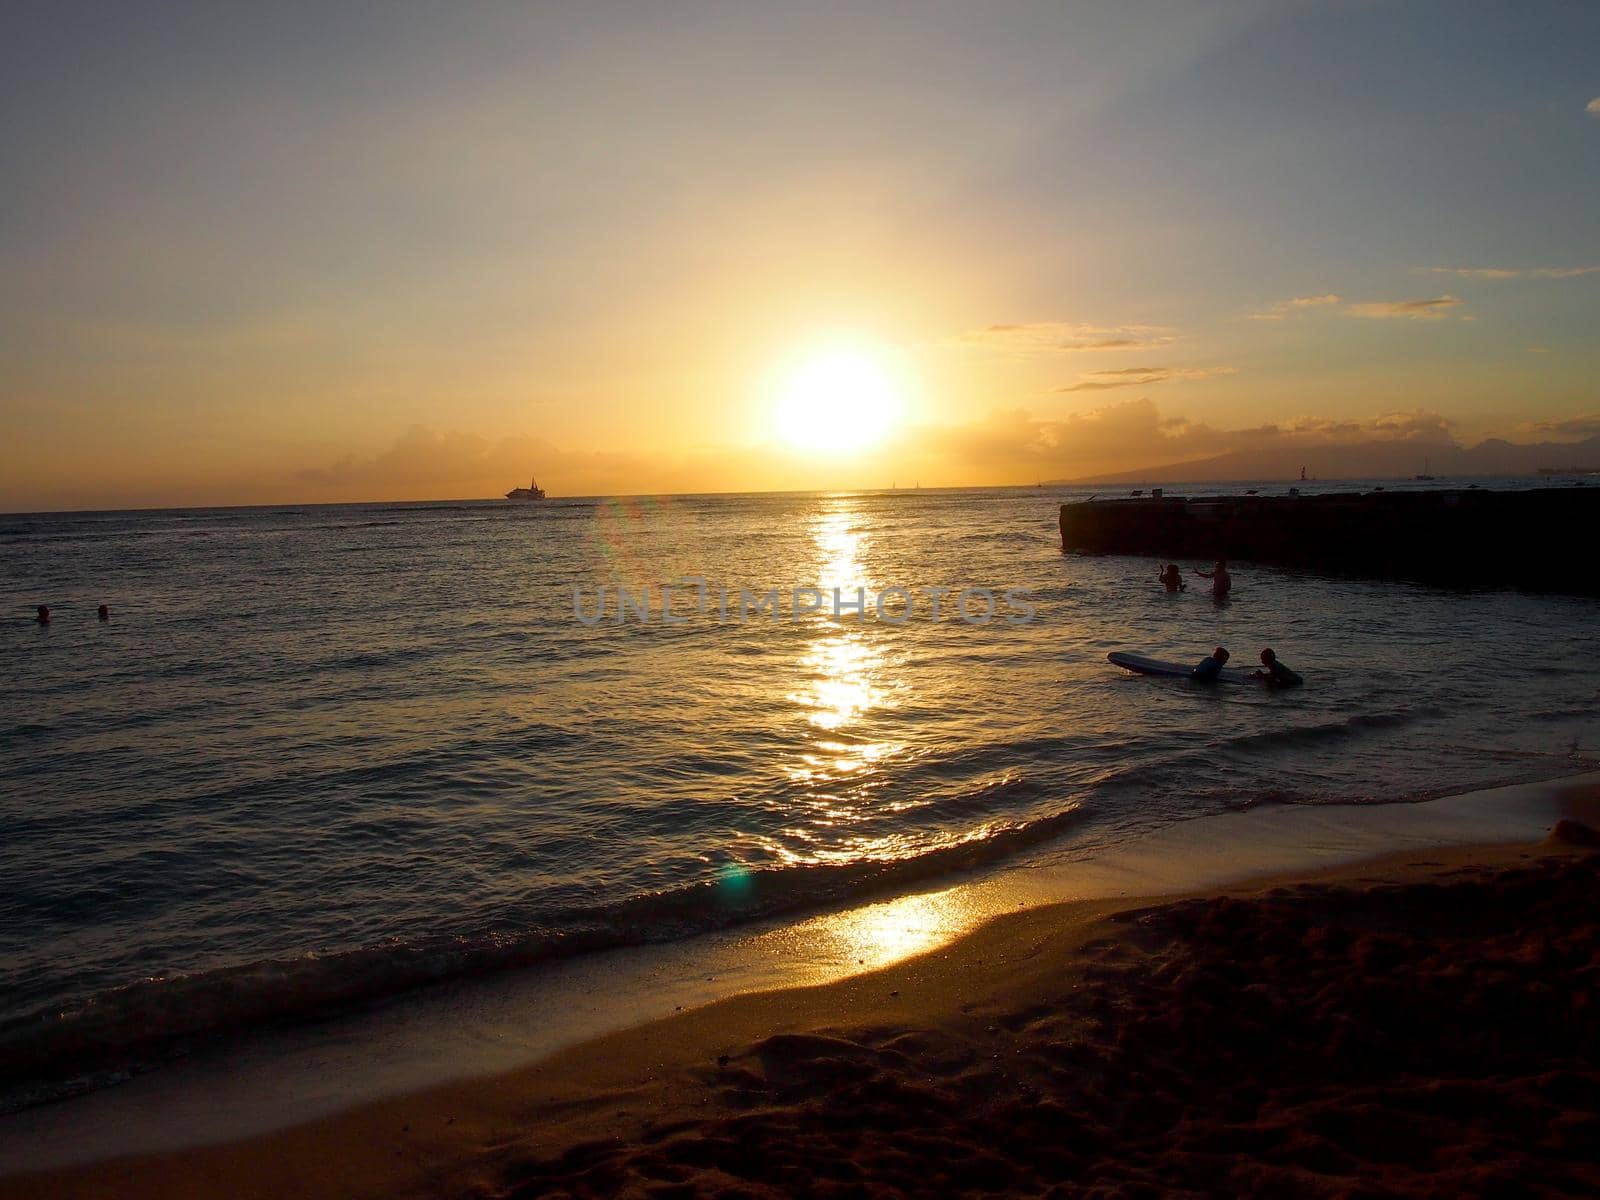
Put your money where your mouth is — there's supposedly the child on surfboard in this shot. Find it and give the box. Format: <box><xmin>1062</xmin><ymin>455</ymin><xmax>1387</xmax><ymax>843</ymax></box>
<box><xmin>1191</xmin><ymin>646</ymin><xmax>1230</xmax><ymax>681</ymax></box>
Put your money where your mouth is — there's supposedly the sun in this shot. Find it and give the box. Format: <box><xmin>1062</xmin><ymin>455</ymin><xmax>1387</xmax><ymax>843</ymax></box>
<box><xmin>774</xmin><ymin>345</ymin><xmax>904</xmax><ymax>454</ymax></box>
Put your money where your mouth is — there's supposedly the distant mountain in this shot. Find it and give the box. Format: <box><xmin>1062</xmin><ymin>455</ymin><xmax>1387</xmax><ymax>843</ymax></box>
<box><xmin>1052</xmin><ymin>454</ymin><xmax>1235</xmax><ymax>486</ymax></box>
<box><xmin>1055</xmin><ymin>435</ymin><xmax>1600</xmax><ymax>485</ymax></box>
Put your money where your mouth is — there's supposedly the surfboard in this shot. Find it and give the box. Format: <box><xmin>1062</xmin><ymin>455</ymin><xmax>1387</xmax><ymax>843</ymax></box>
<box><xmin>1107</xmin><ymin>650</ymin><xmax>1257</xmax><ymax>685</ymax></box>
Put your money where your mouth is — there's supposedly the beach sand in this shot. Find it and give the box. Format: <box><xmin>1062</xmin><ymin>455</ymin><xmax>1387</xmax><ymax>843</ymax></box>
<box><xmin>4</xmin><ymin>819</ymin><xmax>1599</xmax><ymax>1198</ymax></box>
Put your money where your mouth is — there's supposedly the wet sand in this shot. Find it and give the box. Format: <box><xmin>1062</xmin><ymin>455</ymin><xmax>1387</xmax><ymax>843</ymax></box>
<box><xmin>5</xmin><ymin>814</ymin><xmax>1598</xmax><ymax>1199</ymax></box>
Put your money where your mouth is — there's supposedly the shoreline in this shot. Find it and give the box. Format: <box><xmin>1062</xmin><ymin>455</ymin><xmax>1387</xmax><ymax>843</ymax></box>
<box><xmin>1</xmin><ymin>773</ymin><xmax>1597</xmax><ymax>1196</ymax></box>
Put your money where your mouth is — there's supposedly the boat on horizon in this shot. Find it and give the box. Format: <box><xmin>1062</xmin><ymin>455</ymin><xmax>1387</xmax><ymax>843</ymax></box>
<box><xmin>505</xmin><ymin>476</ymin><xmax>547</xmax><ymax>502</ymax></box>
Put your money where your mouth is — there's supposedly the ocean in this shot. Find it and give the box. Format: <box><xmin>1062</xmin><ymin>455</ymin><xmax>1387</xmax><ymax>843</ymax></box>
<box><xmin>3</xmin><ymin>482</ymin><xmax>1597</xmax><ymax>1108</ymax></box>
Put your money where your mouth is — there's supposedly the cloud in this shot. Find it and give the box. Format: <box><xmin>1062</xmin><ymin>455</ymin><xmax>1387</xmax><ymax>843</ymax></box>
<box><xmin>1248</xmin><ymin>293</ymin><xmax>1340</xmax><ymax>320</ymax></box>
<box><xmin>297</xmin><ymin>426</ymin><xmax>541</xmax><ymax>489</ymax></box>
<box><xmin>1365</xmin><ymin>410</ymin><xmax>1456</xmax><ymax>441</ymax></box>
<box><xmin>1253</xmin><ymin>292</ymin><xmax>1476</xmax><ymax>321</ymax></box>
<box><xmin>1521</xmin><ymin>412</ymin><xmax>1600</xmax><ymax>438</ymax></box>
<box><xmin>296</xmin><ymin>424</ymin><xmax>654</xmax><ymax>498</ymax></box>
<box><xmin>296</xmin><ymin>402</ymin><xmax>1487</xmax><ymax>501</ymax></box>
<box><xmin>1057</xmin><ymin>365</ymin><xmax>1237</xmax><ymax>392</ymax></box>
<box><xmin>1345</xmin><ymin>295</ymin><xmax>1462</xmax><ymax>319</ymax></box>
<box><xmin>959</xmin><ymin>321</ymin><xmax>1175</xmax><ymax>353</ymax></box>
<box><xmin>1421</xmin><ymin>265</ymin><xmax>1599</xmax><ymax>279</ymax></box>
<box><xmin>922</xmin><ymin>399</ymin><xmax>1213</xmax><ymax>472</ymax></box>
<box><xmin>1527</xmin><ymin>345</ymin><xmax>1551</xmax><ymax>353</ymax></box>
<box><xmin>920</xmin><ymin>398</ymin><xmax>1461</xmax><ymax>481</ymax></box>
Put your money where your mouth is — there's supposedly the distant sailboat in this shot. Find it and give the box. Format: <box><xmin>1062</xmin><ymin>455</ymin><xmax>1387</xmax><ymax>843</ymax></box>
<box><xmin>505</xmin><ymin>476</ymin><xmax>547</xmax><ymax>502</ymax></box>
<box><xmin>1415</xmin><ymin>457</ymin><xmax>1436</xmax><ymax>482</ymax></box>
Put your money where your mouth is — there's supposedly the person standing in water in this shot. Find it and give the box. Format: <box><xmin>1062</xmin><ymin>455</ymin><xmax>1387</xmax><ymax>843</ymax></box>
<box><xmin>1196</xmin><ymin>559</ymin><xmax>1232</xmax><ymax>600</ymax></box>
<box><xmin>1253</xmin><ymin>648</ymin><xmax>1302</xmax><ymax>687</ymax></box>
<box><xmin>1191</xmin><ymin>646</ymin><xmax>1230</xmax><ymax>681</ymax></box>
<box><xmin>1158</xmin><ymin>563</ymin><xmax>1186</xmax><ymax>593</ymax></box>
<box><xmin>36</xmin><ymin>605</ymin><xmax>50</xmax><ymax>625</ymax></box>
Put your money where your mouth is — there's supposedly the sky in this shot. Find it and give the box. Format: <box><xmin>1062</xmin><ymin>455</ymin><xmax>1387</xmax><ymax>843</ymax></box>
<box><xmin>1</xmin><ymin>0</ymin><xmax>1597</xmax><ymax>509</ymax></box>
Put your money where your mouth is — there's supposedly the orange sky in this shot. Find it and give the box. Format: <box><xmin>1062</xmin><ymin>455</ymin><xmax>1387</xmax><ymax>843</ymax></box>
<box><xmin>2</xmin><ymin>3</ymin><xmax>1597</xmax><ymax>509</ymax></box>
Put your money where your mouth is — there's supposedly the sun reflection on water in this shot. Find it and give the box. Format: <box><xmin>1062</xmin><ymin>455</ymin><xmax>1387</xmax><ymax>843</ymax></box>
<box><xmin>798</xmin><ymin>636</ymin><xmax>879</xmax><ymax>732</ymax></box>
<box><xmin>786</xmin><ymin>500</ymin><xmax>901</xmax><ymax>776</ymax></box>
<box><xmin>775</xmin><ymin>498</ymin><xmax>918</xmax><ymax>858</ymax></box>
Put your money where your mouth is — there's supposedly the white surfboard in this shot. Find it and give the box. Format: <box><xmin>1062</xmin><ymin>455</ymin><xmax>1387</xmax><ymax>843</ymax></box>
<box><xmin>1108</xmin><ymin>650</ymin><xmax>1257</xmax><ymax>685</ymax></box>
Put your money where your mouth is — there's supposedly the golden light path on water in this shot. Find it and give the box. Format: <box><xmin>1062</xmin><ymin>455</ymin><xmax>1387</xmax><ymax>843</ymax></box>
<box><xmin>776</xmin><ymin>497</ymin><xmax>921</xmax><ymax>864</ymax></box>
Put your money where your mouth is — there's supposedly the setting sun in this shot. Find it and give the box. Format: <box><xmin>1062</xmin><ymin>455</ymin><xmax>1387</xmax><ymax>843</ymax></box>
<box><xmin>774</xmin><ymin>346</ymin><xmax>904</xmax><ymax>454</ymax></box>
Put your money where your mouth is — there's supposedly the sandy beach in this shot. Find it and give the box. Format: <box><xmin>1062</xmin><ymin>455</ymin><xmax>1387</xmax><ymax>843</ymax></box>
<box><xmin>5</xmin><ymin>798</ymin><xmax>1598</xmax><ymax>1199</ymax></box>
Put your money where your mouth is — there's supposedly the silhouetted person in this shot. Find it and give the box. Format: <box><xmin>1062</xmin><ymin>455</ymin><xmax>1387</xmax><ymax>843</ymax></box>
<box><xmin>36</xmin><ymin>605</ymin><xmax>49</xmax><ymax>625</ymax></box>
<box><xmin>1158</xmin><ymin>563</ymin><xmax>1186</xmax><ymax>593</ymax></box>
<box><xmin>1196</xmin><ymin>559</ymin><xmax>1232</xmax><ymax>600</ymax></box>
<box><xmin>1254</xmin><ymin>647</ymin><xmax>1302</xmax><ymax>687</ymax></box>
<box><xmin>98</xmin><ymin>604</ymin><xmax>110</xmax><ymax>621</ymax></box>
<box><xmin>1191</xmin><ymin>646</ymin><xmax>1230</xmax><ymax>681</ymax></box>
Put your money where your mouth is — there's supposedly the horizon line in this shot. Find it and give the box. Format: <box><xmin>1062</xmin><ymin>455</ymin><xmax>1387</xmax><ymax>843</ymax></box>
<box><xmin>4</xmin><ymin>470</ymin><xmax>1592</xmax><ymax>518</ymax></box>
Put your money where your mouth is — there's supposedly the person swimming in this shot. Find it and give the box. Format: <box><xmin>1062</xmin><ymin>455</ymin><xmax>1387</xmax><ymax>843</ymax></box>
<box><xmin>1191</xmin><ymin>646</ymin><xmax>1230</xmax><ymax>681</ymax></box>
<box><xmin>1196</xmin><ymin>559</ymin><xmax>1232</xmax><ymax>600</ymax></box>
<box><xmin>1253</xmin><ymin>647</ymin><xmax>1302</xmax><ymax>687</ymax></box>
<box><xmin>1158</xmin><ymin>562</ymin><xmax>1186</xmax><ymax>593</ymax></box>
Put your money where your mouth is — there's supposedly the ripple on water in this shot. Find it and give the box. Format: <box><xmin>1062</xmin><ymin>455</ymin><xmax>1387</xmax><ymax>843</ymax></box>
<box><xmin>2</xmin><ymin>487</ymin><xmax>1597</xmax><ymax>1104</ymax></box>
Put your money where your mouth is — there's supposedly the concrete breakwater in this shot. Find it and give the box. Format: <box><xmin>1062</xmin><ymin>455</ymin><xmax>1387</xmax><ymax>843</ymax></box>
<box><xmin>1058</xmin><ymin>488</ymin><xmax>1600</xmax><ymax>594</ymax></box>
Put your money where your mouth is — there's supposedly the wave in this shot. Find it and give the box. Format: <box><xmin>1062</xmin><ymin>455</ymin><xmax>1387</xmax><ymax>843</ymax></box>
<box><xmin>0</xmin><ymin>503</ymin><xmax>538</xmax><ymax>546</ymax></box>
<box><xmin>0</xmin><ymin>791</ymin><xmax>1093</xmax><ymax>1113</ymax></box>
<box><xmin>1208</xmin><ymin>705</ymin><xmax>1445</xmax><ymax>755</ymax></box>
<box><xmin>958</xmin><ymin>529</ymin><xmax>1055</xmax><ymax>545</ymax></box>
<box><xmin>1074</xmin><ymin>706</ymin><xmax>1454</xmax><ymax>810</ymax></box>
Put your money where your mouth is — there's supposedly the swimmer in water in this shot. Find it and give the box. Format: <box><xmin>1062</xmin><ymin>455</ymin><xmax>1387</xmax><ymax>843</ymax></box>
<box><xmin>1196</xmin><ymin>559</ymin><xmax>1232</xmax><ymax>600</ymax></box>
<box><xmin>1253</xmin><ymin>647</ymin><xmax>1303</xmax><ymax>687</ymax></box>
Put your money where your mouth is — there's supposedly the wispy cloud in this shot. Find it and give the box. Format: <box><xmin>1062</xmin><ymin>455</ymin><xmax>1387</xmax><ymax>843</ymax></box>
<box><xmin>1421</xmin><ymin>265</ymin><xmax>1600</xmax><ymax>280</ymax></box>
<box><xmin>1521</xmin><ymin>412</ymin><xmax>1600</xmax><ymax>438</ymax></box>
<box><xmin>1057</xmin><ymin>365</ymin><xmax>1237</xmax><ymax>392</ymax></box>
<box><xmin>1345</xmin><ymin>295</ymin><xmax>1462</xmax><ymax>320</ymax></box>
<box><xmin>1249</xmin><ymin>293</ymin><xmax>1341</xmax><ymax>320</ymax></box>
<box><xmin>1252</xmin><ymin>291</ymin><xmax>1474</xmax><ymax>321</ymax></box>
<box><xmin>960</xmin><ymin>321</ymin><xmax>1175</xmax><ymax>353</ymax></box>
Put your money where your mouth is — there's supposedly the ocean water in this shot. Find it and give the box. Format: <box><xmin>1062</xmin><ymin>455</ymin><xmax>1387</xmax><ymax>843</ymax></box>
<box><xmin>3</xmin><ymin>483</ymin><xmax>1597</xmax><ymax>1104</ymax></box>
